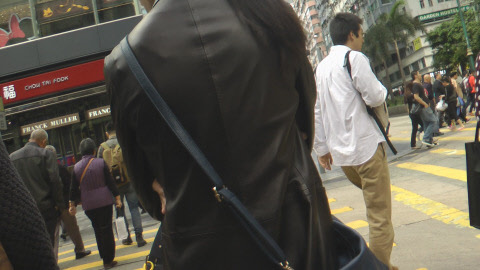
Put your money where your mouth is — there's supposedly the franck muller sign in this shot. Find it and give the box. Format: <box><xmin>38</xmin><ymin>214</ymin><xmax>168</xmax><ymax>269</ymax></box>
<box><xmin>20</xmin><ymin>113</ymin><xmax>80</xmax><ymax>136</ymax></box>
<box><xmin>86</xmin><ymin>105</ymin><xmax>111</xmax><ymax>120</ymax></box>
<box><xmin>0</xmin><ymin>59</ymin><xmax>104</xmax><ymax>105</ymax></box>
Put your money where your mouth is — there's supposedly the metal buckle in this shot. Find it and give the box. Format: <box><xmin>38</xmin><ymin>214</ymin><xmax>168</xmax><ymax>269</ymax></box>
<box><xmin>280</xmin><ymin>261</ymin><xmax>294</xmax><ymax>270</ymax></box>
<box><xmin>212</xmin><ymin>186</ymin><xmax>223</xmax><ymax>202</ymax></box>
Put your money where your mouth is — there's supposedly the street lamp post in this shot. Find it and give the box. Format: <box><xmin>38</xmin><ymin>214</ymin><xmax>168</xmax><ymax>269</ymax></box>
<box><xmin>456</xmin><ymin>0</ymin><xmax>476</xmax><ymax>70</ymax></box>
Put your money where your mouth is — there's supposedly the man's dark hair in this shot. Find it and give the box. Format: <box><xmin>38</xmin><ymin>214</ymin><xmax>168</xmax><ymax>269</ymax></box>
<box><xmin>329</xmin><ymin>13</ymin><xmax>363</xmax><ymax>45</ymax></box>
<box><xmin>79</xmin><ymin>138</ymin><xmax>96</xmax><ymax>156</ymax></box>
<box><xmin>441</xmin><ymin>75</ymin><xmax>451</xmax><ymax>83</ymax></box>
<box><xmin>450</xmin><ymin>72</ymin><xmax>457</xmax><ymax>77</ymax></box>
<box><xmin>411</xmin><ymin>70</ymin><xmax>419</xmax><ymax>80</ymax></box>
<box><xmin>105</xmin><ymin>121</ymin><xmax>115</xmax><ymax>133</ymax></box>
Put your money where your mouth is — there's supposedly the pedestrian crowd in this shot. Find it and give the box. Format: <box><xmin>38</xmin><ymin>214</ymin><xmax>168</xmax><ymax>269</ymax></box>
<box><xmin>1</xmin><ymin>1</ymin><xmax>480</xmax><ymax>270</ymax></box>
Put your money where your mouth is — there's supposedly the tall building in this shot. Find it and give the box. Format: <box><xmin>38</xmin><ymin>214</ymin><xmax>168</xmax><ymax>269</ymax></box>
<box><xmin>0</xmin><ymin>0</ymin><xmax>146</xmax><ymax>163</ymax></box>
<box><xmin>291</xmin><ymin>0</ymin><xmax>327</xmax><ymax>68</ymax></box>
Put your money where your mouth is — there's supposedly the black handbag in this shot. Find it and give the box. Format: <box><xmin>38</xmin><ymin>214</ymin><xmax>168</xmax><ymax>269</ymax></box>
<box><xmin>465</xmin><ymin>121</ymin><xmax>480</xmax><ymax>229</ymax></box>
<box><xmin>410</xmin><ymin>103</ymin><xmax>422</xmax><ymax>115</ymax></box>
<box><xmin>120</xmin><ymin>37</ymin><xmax>387</xmax><ymax>270</ymax></box>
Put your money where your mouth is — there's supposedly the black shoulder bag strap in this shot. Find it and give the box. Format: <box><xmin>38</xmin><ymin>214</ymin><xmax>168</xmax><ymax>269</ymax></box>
<box><xmin>120</xmin><ymin>37</ymin><xmax>293</xmax><ymax>270</ymax></box>
<box><xmin>344</xmin><ymin>50</ymin><xmax>397</xmax><ymax>155</ymax></box>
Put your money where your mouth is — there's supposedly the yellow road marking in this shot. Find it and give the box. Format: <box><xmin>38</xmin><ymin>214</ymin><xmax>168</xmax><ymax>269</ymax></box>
<box><xmin>346</xmin><ymin>220</ymin><xmax>368</xmax><ymax>229</ymax></box>
<box><xmin>416</xmin><ymin>268</ymin><xmax>428</xmax><ymax>270</ymax></box>
<box><xmin>430</xmin><ymin>148</ymin><xmax>465</xmax><ymax>155</ymax></box>
<box><xmin>366</xmin><ymin>242</ymin><xmax>396</xmax><ymax>247</ymax></box>
<box><xmin>64</xmin><ymin>250</ymin><xmax>150</xmax><ymax>270</ymax></box>
<box><xmin>390</xmin><ymin>137</ymin><xmax>474</xmax><ymax>142</ymax></box>
<box><xmin>328</xmin><ymin>198</ymin><xmax>336</xmax><ymax>203</ymax></box>
<box><xmin>58</xmin><ymin>236</ymin><xmax>155</xmax><ymax>263</ymax></box>
<box><xmin>331</xmin><ymin>207</ymin><xmax>353</xmax><ymax>215</ymax></box>
<box><xmin>391</xmin><ymin>185</ymin><xmax>472</xmax><ymax>228</ymax></box>
<box><xmin>59</xmin><ymin>227</ymin><xmax>159</xmax><ymax>257</ymax></box>
<box><xmin>476</xmin><ymin>234</ymin><xmax>480</xmax><ymax>239</ymax></box>
<box><xmin>396</xmin><ymin>162</ymin><xmax>466</xmax><ymax>182</ymax></box>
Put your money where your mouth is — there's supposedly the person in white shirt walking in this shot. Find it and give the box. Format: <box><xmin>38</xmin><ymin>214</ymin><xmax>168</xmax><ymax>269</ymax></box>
<box><xmin>314</xmin><ymin>13</ymin><xmax>396</xmax><ymax>270</ymax></box>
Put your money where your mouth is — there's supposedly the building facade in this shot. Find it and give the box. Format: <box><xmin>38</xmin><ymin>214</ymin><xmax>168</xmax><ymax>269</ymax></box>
<box><xmin>291</xmin><ymin>0</ymin><xmax>328</xmax><ymax>68</ymax></box>
<box><xmin>0</xmin><ymin>0</ymin><xmax>145</xmax><ymax>166</ymax></box>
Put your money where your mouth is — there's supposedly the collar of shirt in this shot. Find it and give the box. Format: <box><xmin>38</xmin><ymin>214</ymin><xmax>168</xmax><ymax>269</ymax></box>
<box><xmin>314</xmin><ymin>45</ymin><xmax>386</xmax><ymax>166</ymax></box>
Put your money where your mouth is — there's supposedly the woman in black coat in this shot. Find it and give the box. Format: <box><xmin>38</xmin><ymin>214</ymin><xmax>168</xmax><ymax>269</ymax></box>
<box><xmin>104</xmin><ymin>0</ymin><xmax>335</xmax><ymax>269</ymax></box>
<box><xmin>442</xmin><ymin>75</ymin><xmax>465</xmax><ymax>131</ymax></box>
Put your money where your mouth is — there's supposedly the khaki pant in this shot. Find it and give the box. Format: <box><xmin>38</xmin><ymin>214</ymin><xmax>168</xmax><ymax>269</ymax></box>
<box><xmin>58</xmin><ymin>209</ymin><xmax>85</xmax><ymax>253</ymax></box>
<box><xmin>341</xmin><ymin>143</ymin><xmax>394</xmax><ymax>269</ymax></box>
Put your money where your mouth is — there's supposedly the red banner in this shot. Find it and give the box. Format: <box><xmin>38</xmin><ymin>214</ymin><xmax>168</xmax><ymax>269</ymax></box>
<box><xmin>1</xmin><ymin>59</ymin><xmax>104</xmax><ymax>105</ymax></box>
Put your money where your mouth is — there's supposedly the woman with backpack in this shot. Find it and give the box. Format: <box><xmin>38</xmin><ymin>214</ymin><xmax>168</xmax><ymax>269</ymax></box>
<box><xmin>69</xmin><ymin>138</ymin><xmax>122</xmax><ymax>269</ymax></box>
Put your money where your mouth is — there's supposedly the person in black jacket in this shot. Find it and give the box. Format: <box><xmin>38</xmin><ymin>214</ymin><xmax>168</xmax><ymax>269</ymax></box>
<box><xmin>433</xmin><ymin>72</ymin><xmax>448</xmax><ymax>127</ymax></box>
<box><xmin>10</xmin><ymin>129</ymin><xmax>64</xmax><ymax>252</ymax></box>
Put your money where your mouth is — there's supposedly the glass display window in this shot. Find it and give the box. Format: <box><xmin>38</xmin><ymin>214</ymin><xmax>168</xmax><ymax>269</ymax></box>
<box><xmin>0</xmin><ymin>0</ymin><xmax>35</xmax><ymax>48</ymax></box>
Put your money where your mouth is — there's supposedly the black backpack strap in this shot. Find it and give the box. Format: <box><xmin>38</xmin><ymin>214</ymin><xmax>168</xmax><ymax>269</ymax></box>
<box><xmin>120</xmin><ymin>37</ymin><xmax>293</xmax><ymax>270</ymax></box>
<box><xmin>344</xmin><ymin>51</ymin><xmax>397</xmax><ymax>155</ymax></box>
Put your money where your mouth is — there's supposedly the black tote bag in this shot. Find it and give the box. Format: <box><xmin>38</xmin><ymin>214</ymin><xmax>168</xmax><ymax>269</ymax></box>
<box><xmin>465</xmin><ymin>121</ymin><xmax>480</xmax><ymax>229</ymax></box>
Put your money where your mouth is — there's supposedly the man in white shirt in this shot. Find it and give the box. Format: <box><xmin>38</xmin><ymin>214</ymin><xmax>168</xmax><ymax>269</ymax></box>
<box><xmin>314</xmin><ymin>13</ymin><xmax>396</xmax><ymax>270</ymax></box>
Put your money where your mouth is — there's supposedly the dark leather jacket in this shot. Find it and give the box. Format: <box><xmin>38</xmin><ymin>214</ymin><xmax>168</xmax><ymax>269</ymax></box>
<box><xmin>104</xmin><ymin>0</ymin><xmax>335</xmax><ymax>269</ymax></box>
<box><xmin>10</xmin><ymin>142</ymin><xmax>64</xmax><ymax>213</ymax></box>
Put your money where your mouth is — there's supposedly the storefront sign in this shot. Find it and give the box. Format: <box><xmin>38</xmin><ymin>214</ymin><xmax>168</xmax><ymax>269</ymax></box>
<box><xmin>86</xmin><ymin>105</ymin><xmax>111</xmax><ymax>120</ymax></box>
<box><xmin>0</xmin><ymin>59</ymin><xmax>104</xmax><ymax>106</ymax></box>
<box><xmin>418</xmin><ymin>6</ymin><xmax>469</xmax><ymax>22</ymax></box>
<box><xmin>36</xmin><ymin>0</ymin><xmax>93</xmax><ymax>24</ymax></box>
<box><xmin>413</xmin><ymin>37</ymin><xmax>422</xmax><ymax>51</ymax></box>
<box><xmin>20</xmin><ymin>113</ymin><xmax>80</xmax><ymax>136</ymax></box>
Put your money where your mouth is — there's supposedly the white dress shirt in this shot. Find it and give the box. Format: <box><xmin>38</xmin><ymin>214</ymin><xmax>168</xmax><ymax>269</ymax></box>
<box><xmin>314</xmin><ymin>45</ymin><xmax>387</xmax><ymax>166</ymax></box>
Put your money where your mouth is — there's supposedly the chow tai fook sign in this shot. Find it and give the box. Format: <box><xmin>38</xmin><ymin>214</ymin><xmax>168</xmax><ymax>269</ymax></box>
<box><xmin>21</xmin><ymin>113</ymin><xmax>80</xmax><ymax>136</ymax></box>
<box><xmin>0</xmin><ymin>59</ymin><xmax>104</xmax><ymax>106</ymax></box>
<box><xmin>86</xmin><ymin>105</ymin><xmax>111</xmax><ymax>120</ymax></box>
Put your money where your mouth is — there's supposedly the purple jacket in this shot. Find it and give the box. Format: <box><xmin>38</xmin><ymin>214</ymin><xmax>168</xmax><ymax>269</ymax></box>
<box><xmin>70</xmin><ymin>155</ymin><xmax>119</xmax><ymax>211</ymax></box>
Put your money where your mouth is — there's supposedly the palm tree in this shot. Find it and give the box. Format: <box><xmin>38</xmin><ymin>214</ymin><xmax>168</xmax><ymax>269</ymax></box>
<box><xmin>363</xmin><ymin>14</ymin><xmax>394</xmax><ymax>100</ymax></box>
<box><xmin>385</xmin><ymin>0</ymin><xmax>425</xmax><ymax>89</ymax></box>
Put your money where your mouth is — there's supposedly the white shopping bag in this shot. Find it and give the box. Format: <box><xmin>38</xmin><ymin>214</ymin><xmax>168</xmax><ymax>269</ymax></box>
<box><xmin>114</xmin><ymin>215</ymin><xmax>129</xmax><ymax>241</ymax></box>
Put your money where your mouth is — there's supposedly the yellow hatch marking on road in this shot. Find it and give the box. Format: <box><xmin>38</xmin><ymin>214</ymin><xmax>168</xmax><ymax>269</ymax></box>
<box><xmin>390</xmin><ymin>185</ymin><xmax>472</xmax><ymax>228</ymax></box>
<box><xmin>366</xmin><ymin>242</ymin><xmax>396</xmax><ymax>247</ymax></box>
<box><xmin>64</xmin><ymin>250</ymin><xmax>150</xmax><ymax>270</ymax></box>
<box><xmin>389</xmin><ymin>137</ymin><xmax>474</xmax><ymax>142</ymax></box>
<box><xmin>331</xmin><ymin>207</ymin><xmax>353</xmax><ymax>215</ymax></box>
<box><xmin>60</xmin><ymin>227</ymin><xmax>160</xmax><ymax>255</ymax></box>
<box><xmin>346</xmin><ymin>220</ymin><xmax>368</xmax><ymax>229</ymax></box>
<box><xmin>416</xmin><ymin>268</ymin><xmax>428</xmax><ymax>270</ymax></box>
<box><xmin>396</xmin><ymin>162</ymin><xmax>466</xmax><ymax>182</ymax></box>
<box><xmin>58</xmin><ymin>236</ymin><xmax>155</xmax><ymax>263</ymax></box>
<box><xmin>476</xmin><ymin>234</ymin><xmax>480</xmax><ymax>239</ymax></box>
<box><xmin>328</xmin><ymin>198</ymin><xmax>336</xmax><ymax>203</ymax></box>
<box><xmin>430</xmin><ymin>148</ymin><xmax>465</xmax><ymax>155</ymax></box>
<box><xmin>330</xmin><ymin>206</ymin><xmax>353</xmax><ymax>215</ymax></box>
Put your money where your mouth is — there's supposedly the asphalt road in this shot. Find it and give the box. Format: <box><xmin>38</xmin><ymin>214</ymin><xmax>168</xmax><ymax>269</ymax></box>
<box><xmin>58</xmin><ymin>114</ymin><xmax>480</xmax><ymax>270</ymax></box>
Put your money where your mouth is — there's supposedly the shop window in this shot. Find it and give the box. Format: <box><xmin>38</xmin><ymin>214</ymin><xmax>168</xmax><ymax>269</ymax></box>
<box><xmin>0</xmin><ymin>0</ymin><xmax>35</xmax><ymax>48</ymax></box>
<box><xmin>35</xmin><ymin>0</ymin><xmax>95</xmax><ymax>37</ymax></box>
<box><xmin>412</xmin><ymin>61</ymin><xmax>420</xmax><ymax>71</ymax></box>
<box><xmin>403</xmin><ymin>67</ymin><xmax>410</xmax><ymax>76</ymax></box>
<box><xmin>419</xmin><ymin>0</ymin><xmax>425</xmax><ymax>8</ymax></box>
<box><xmin>97</xmin><ymin>0</ymin><xmax>135</xmax><ymax>23</ymax></box>
<box><xmin>428</xmin><ymin>0</ymin><xmax>433</xmax><ymax>6</ymax></box>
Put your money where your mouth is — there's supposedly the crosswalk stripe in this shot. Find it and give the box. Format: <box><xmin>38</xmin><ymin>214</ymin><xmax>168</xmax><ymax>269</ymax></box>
<box><xmin>390</xmin><ymin>137</ymin><xmax>474</xmax><ymax>142</ymax></box>
<box><xmin>331</xmin><ymin>207</ymin><xmax>353</xmax><ymax>215</ymax></box>
<box><xmin>64</xmin><ymin>250</ymin><xmax>150</xmax><ymax>270</ymax></box>
<box><xmin>391</xmin><ymin>185</ymin><xmax>472</xmax><ymax>228</ymax></box>
<box><xmin>58</xmin><ymin>236</ymin><xmax>155</xmax><ymax>264</ymax></box>
<box><xmin>430</xmin><ymin>148</ymin><xmax>465</xmax><ymax>155</ymax></box>
<box><xmin>59</xmin><ymin>227</ymin><xmax>160</xmax><ymax>256</ymax></box>
<box><xmin>328</xmin><ymin>198</ymin><xmax>336</xmax><ymax>203</ymax></box>
<box><xmin>396</xmin><ymin>162</ymin><xmax>466</xmax><ymax>182</ymax></box>
<box><xmin>346</xmin><ymin>220</ymin><xmax>368</xmax><ymax>229</ymax></box>
<box><xmin>476</xmin><ymin>235</ymin><xmax>480</xmax><ymax>239</ymax></box>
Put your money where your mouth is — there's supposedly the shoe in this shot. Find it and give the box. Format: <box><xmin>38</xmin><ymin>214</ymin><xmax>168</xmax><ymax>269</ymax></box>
<box><xmin>122</xmin><ymin>235</ymin><xmax>133</xmax><ymax>245</ymax></box>
<box><xmin>75</xmin><ymin>250</ymin><xmax>91</xmax><ymax>260</ymax></box>
<box><xmin>422</xmin><ymin>141</ymin><xmax>435</xmax><ymax>148</ymax></box>
<box><xmin>60</xmin><ymin>233</ymin><xmax>67</xmax><ymax>240</ymax></box>
<box><xmin>104</xmin><ymin>260</ymin><xmax>118</xmax><ymax>269</ymax></box>
<box><xmin>411</xmin><ymin>146</ymin><xmax>421</xmax><ymax>150</ymax></box>
<box><xmin>465</xmin><ymin>118</ymin><xmax>470</xmax><ymax>123</ymax></box>
<box><xmin>433</xmin><ymin>137</ymin><xmax>439</xmax><ymax>143</ymax></box>
<box><xmin>458</xmin><ymin>126</ymin><xmax>465</xmax><ymax>131</ymax></box>
<box><xmin>136</xmin><ymin>233</ymin><xmax>147</xmax><ymax>247</ymax></box>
